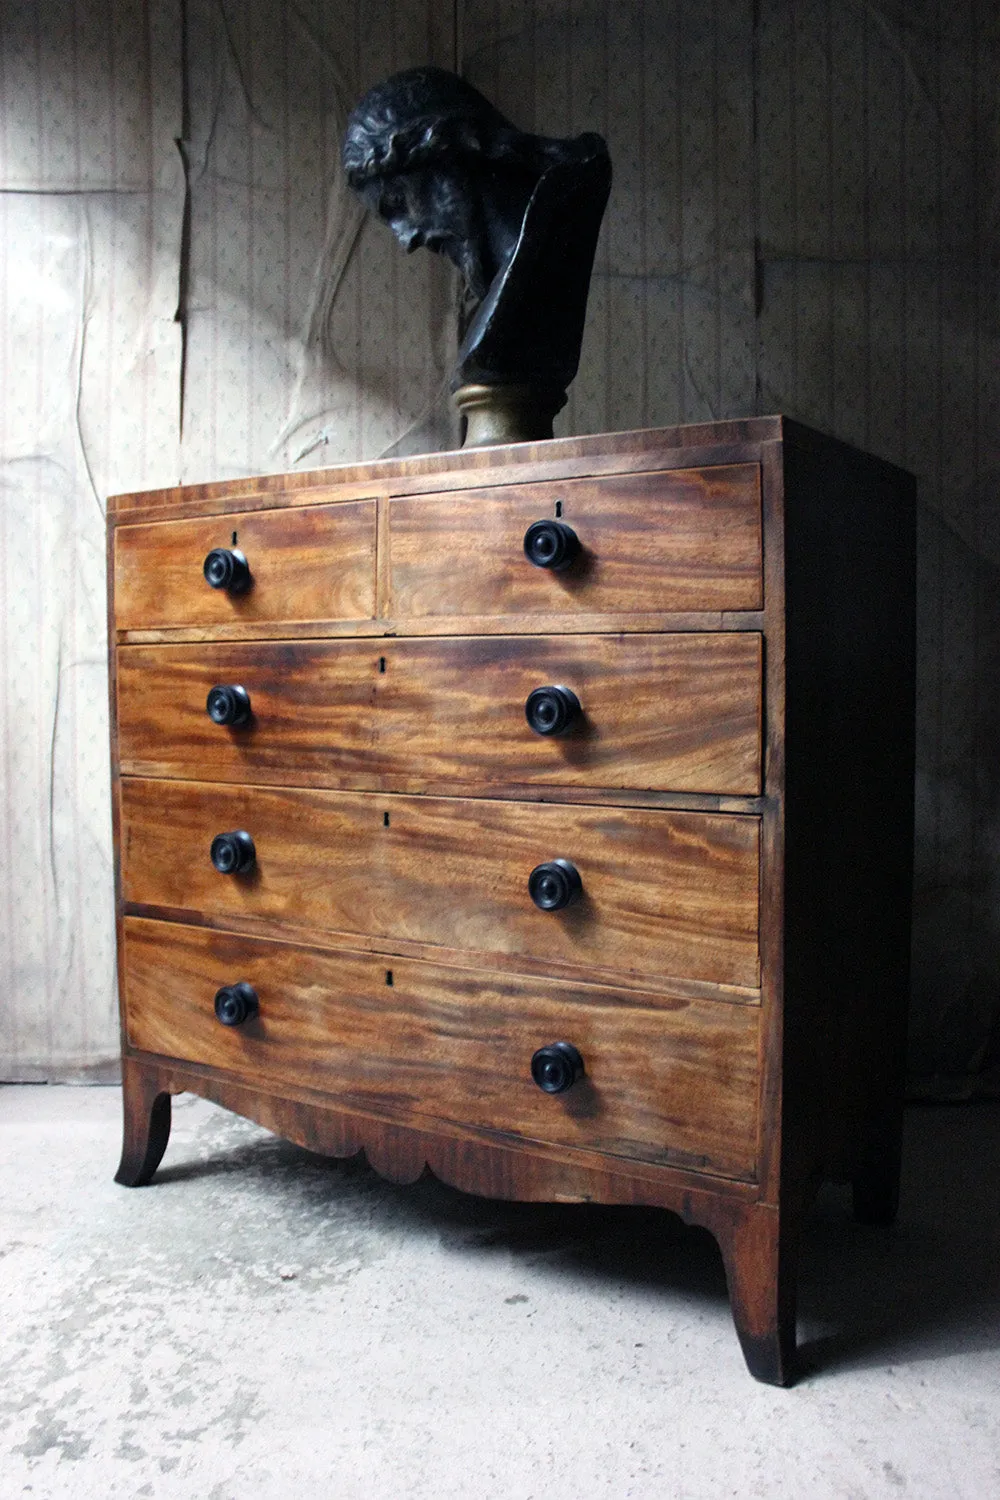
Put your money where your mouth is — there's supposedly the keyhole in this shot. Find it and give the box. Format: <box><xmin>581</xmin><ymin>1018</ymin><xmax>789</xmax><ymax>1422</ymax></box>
<box><xmin>383</xmin><ymin>811</ymin><xmax>390</xmax><ymax>827</ymax></box>
<box><xmin>379</xmin><ymin>657</ymin><xmax>386</xmax><ymax>673</ymax></box>
<box><xmin>231</xmin><ymin>530</ymin><xmax>238</xmax><ymax>545</ymax></box>
<box><xmin>555</xmin><ymin>501</ymin><xmax>562</xmax><ymax>518</ymax></box>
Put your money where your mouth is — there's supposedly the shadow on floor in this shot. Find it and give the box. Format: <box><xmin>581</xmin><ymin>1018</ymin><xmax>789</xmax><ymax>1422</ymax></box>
<box><xmin>156</xmin><ymin>1102</ymin><xmax>1000</xmax><ymax>1380</ymax></box>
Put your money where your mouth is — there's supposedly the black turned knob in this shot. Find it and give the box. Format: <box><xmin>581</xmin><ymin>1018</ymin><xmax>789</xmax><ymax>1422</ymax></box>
<box><xmin>206</xmin><ymin>684</ymin><xmax>252</xmax><ymax>726</ymax></box>
<box><xmin>210</xmin><ymin>829</ymin><xmax>256</xmax><ymax>874</ymax></box>
<box><xmin>528</xmin><ymin>858</ymin><xmax>582</xmax><ymax>911</ymax></box>
<box><xmin>531</xmin><ymin>1041</ymin><xmax>585</xmax><ymax>1094</ymax></box>
<box><xmin>214</xmin><ymin>981</ymin><xmax>259</xmax><ymax>1027</ymax></box>
<box><xmin>203</xmin><ymin>547</ymin><xmax>251</xmax><ymax>594</ymax></box>
<box><xmin>525</xmin><ymin>684</ymin><xmax>581</xmax><ymax>737</ymax></box>
<box><xmin>523</xmin><ymin>519</ymin><xmax>580</xmax><ymax>571</ymax></box>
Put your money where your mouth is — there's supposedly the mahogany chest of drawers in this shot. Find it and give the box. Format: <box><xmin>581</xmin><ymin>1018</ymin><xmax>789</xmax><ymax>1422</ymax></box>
<box><xmin>107</xmin><ymin>418</ymin><xmax>915</xmax><ymax>1384</ymax></box>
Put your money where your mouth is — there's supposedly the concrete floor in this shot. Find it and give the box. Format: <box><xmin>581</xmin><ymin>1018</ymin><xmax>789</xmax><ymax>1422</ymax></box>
<box><xmin>1</xmin><ymin>1089</ymin><xmax>997</xmax><ymax>1500</ymax></box>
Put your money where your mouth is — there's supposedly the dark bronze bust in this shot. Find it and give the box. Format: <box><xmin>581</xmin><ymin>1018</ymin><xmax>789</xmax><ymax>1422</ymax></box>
<box><xmin>343</xmin><ymin>67</ymin><xmax>611</xmax><ymax>445</ymax></box>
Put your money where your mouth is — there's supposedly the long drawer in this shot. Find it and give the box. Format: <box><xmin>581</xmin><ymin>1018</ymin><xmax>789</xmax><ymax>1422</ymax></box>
<box><xmin>116</xmin><ymin>633</ymin><xmax>763</xmax><ymax>795</ymax></box>
<box><xmin>388</xmin><ymin>465</ymin><xmax>762</xmax><ymax>619</ymax></box>
<box><xmin>122</xmin><ymin>918</ymin><xmax>761</xmax><ymax>1181</ymax></box>
<box><xmin>114</xmin><ymin>501</ymin><xmax>376</xmax><ymax>632</ymax></box>
<box><xmin>119</xmin><ymin>780</ymin><xmax>761</xmax><ymax>990</ymax></box>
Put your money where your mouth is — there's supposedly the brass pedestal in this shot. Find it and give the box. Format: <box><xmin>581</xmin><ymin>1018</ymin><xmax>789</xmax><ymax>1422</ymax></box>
<box><xmin>454</xmin><ymin>382</ymin><xmax>567</xmax><ymax>448</ymax></box>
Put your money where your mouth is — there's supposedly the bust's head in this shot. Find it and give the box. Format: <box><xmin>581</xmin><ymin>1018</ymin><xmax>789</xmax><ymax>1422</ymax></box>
<box><xmin>342</xmin><ymin>67</ymin><xmax>551</xmax><ymax>300</ymax></box>
<box><xmin>344</xmin><ymin>67</ymin><xmax>611</xmax><ymax>407</ymax></box>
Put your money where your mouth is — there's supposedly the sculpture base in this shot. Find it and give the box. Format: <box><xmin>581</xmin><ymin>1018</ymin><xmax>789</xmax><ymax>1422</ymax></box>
<box><xmin>454</xmin><ymin>383</ymin><xmax>567</xmax><ymax>448</ymax></box>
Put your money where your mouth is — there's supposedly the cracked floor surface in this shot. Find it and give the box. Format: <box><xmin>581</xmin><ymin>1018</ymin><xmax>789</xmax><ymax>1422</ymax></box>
<box><xmin>1</xmin><ymin>1087</ymin><xmax>998</xmax><ymax>1498</ymax></box>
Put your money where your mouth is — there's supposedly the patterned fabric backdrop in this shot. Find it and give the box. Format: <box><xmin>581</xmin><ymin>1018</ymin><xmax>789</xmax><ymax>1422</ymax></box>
<box><xmin>1</xmin><ymin>1</ymin><xmax>997</xmax><ymax>1096</ymax></box>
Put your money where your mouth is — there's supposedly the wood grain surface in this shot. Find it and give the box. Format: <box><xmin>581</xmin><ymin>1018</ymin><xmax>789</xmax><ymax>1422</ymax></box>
<box><xmin>119</xmin><ymin>779</ymin><xmax>761</xmax><ymax>989</ymax></box>
<box><xmin>388</xmin><ymin>465</ymin><xmax>762</xmax><ymax>617</ymax></box>
<box><xmin>122</xmin><ymin>917</ymin><xmax>760</xmax><ymax>1180</ymax></box>
<box><xmin>115</xmin><ymin>609</ymin><xmax>764</xmax><ymax>646</ymax></box>
<box><xmin>105</xmin><ymin>417</ymin><xmax>921</xmax><ymax>1386</ymax></box>
<box><xmin>108</xmin><ymin>419</ymin><xmax>782</xmax><ymax>518</ymax></box>
<box><xmin>114</xmin><ymin>501</ymin><xmax>376</xmax><ymax>630</ymax></box>
<box><xmin>116</xmin><ymin>632</ymin><xmax>762</xmax><ymax>795</ymax></box>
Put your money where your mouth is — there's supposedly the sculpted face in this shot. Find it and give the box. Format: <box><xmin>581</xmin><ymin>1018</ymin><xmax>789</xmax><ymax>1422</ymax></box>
<box><xmin>360</xmin><ymin>165</ymin><xmax>493</xmax><ymax>301</ymax></box>
<box><xmin>343</xmin><ymin>67</ymin><xmax>612</xmax><ymax>405</ymax></box>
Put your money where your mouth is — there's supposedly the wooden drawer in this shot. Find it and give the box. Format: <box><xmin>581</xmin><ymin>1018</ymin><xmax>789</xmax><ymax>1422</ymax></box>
<box><xmin>120</xmin><ymin>779</ymin><xmax>760</xmax><ymax>990</ymax></box>
<box><xmin>123</xmin><ymin>918</ymin><xmax>761</xmax><ymax>1180</ymax></box>
<box><xmin>387</xmin><ymin>465</ymin><xmax>762</xmax><ymax>620</ymax></box>
<box><xmin>116</xmin><ymin>633</ymin><xmax>763</xmax><ymax>796</ymax></box>
<box><xmin>114</xmin><ymin>501</ymin><xmax>376</xmax><ymax>633</ymax></box>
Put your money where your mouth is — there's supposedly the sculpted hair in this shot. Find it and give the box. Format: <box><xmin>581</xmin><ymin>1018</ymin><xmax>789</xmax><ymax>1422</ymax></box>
<box><xmin>342</xmin><ymin>66</ymin><xmax>559</xmax><ymax>187</ymax></box>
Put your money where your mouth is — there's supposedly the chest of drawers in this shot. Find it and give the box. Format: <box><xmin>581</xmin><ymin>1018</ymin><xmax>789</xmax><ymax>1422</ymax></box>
<box><xmin>107</xmin><ymin>418</ymin><xmax>915</xmax><ymax>1384</ymax></box>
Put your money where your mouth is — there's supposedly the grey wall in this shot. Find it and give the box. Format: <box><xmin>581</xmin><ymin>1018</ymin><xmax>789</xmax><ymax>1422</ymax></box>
<box><xmin>2</xmin><ymin>1</ymin><xmax>997</xmax><ymax>1096</ymax></box>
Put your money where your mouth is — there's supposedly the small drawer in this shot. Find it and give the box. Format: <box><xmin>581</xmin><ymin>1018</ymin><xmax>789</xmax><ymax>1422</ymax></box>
<box><xmin>113</xmin><ymin>501</ymin><xmax>376</xmax><ymax>633</ymax></box>
<box><xmin>119</xmin><ymin>780</ymin><xmax>761</xmax><ymax>990</ymax></box>
<box><xmin>122</xmin><ymin>918</ymin><xmax>761</xmax><ymax>1181</ymax></box>
<box><xmin>388</xmin><ymin>465</ymin><xmax>762</xmax><ymax>622</ymax></box>
<box><xmin>115</xmin><ymin>632</ymin><xmax>763</xmax><ymax>796</ymax></box>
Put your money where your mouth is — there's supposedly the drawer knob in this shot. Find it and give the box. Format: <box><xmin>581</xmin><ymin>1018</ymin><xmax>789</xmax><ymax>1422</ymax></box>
<box><xmin>525</xmin><ymin>684</ymin><xmax>581</xmax><ymax>736</ymax></box>
<box><xmin>523</xmin><ymin>519</ymin><xmax>580</xmax><ymax>571</ymax></box>
<box><xmin>203</xmin><ymin>546</ymin><xmax>252</xmax><ymax>594</ymax></box>
<box><xmin>528</xmin><ymin>858</ymin><xmax>582</xmax><ymax>911</ymax></box>
<box><xmin>214</xmin><ymin>981</ymin><xmax>259</xmax><ymax>1027</ymax></box>
<box><xmin>531</xmin><ymin>1041</ymin><xmax>585</xmax><ymax>1094</ymax></box>
<box><xmin>206</xmin><ymin>684</ymin><xmax>252</xmax><ymax>726</ymax></box>
<box><xmin>210</xmin><ymin>829</ymin><xmax>256</xmax><ymax>874</ymax></box>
